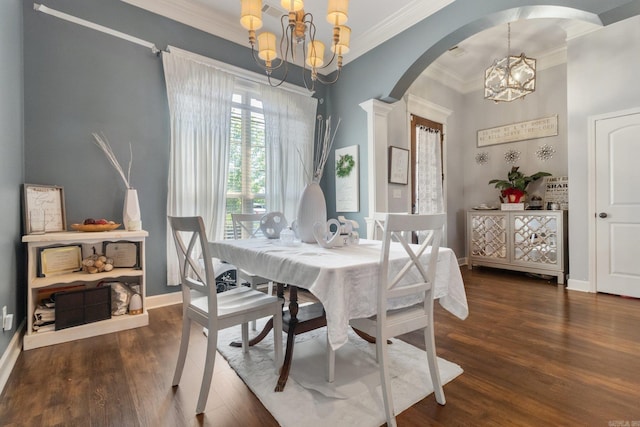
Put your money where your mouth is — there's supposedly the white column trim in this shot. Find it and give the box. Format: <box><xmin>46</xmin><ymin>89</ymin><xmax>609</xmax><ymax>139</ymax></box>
<box><xmin>360</xmin><ymin>99</ymin><xmax>394</xmax><ymax>238</ymax></box>
<box><xmin>405</xmin><ymin>94</ymin><xmax>453</xmax><ymax>124</ymax></box>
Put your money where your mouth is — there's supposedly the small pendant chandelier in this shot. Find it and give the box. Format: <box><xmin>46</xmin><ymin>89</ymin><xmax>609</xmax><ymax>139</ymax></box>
<box><xmin>484</xmin><ymin>23</ymin><xmax>536</xmax><ymax>102</ymax></box>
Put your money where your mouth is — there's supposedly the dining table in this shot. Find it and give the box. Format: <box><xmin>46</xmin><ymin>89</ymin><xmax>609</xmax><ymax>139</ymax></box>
<box><xmin>209</xmin><ymin>237</ymin><xmax>469</xmax><ymax>391</ymax></box>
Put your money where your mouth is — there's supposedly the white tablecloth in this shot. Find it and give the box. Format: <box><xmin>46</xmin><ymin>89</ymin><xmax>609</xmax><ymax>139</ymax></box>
<box><xmin>209</xmin><ymin>238</ymin><xmax>468</xmax><ymax>350</ymax></box>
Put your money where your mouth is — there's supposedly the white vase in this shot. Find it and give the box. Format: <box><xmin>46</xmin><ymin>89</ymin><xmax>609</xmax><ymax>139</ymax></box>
<box><xmin>296</xmin><ymin>182</ymin><xmax>327</xmax><ymax>243</ymax></box>
<box><xmin>123</xmin><ymin>188</ymin><xmax>142</xmax><ymax>231</ymax></box>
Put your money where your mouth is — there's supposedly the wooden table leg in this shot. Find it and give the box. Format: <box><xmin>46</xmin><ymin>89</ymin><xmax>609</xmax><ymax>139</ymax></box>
<box><xmin>275</xmin><ymin>286</ymin><xmax>298</xmax><ymax>392</ymax></box>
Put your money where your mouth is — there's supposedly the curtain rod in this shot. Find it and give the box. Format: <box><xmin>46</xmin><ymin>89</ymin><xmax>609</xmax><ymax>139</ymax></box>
<box><xmin>33</xmin><ymin>3</ymin><xmax>160</xmax><ymax>55</ymax></box>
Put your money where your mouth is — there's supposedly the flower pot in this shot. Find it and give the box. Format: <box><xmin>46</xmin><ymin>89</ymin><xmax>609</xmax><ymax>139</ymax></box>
<box><xmin>502</xmin><ymin>188</ymin><xmax>525</xmax><ymax>204</ymax></box>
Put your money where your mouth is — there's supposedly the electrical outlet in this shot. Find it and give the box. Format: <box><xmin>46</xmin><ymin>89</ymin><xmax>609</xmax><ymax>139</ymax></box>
<box><xmin>4</xmin><ymin>314</ymin><xmax>13</xmax><ymax>331</ymax></box>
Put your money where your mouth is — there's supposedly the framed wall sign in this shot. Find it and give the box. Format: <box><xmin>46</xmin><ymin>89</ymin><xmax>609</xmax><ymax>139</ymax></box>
<box><xmin>38</xmin><ymin>245</ymin><xmax>82</xmax><ymax>277</ymax></box>
<box><xmin>23</xmin><ymin>184</ymin><xmax>67</xmax><ymax>234</ymax></box>
<box><xmin>543</xmin><ymin>176</ymin><xmax>569</xmax><ymax>210</ymax></box>
<box><xmin>104</xmin><ymin>241</ymin><xmax>140</xmax><ymax>268</ymax></box>
<box><xmin>477</xmin><ymin>115</ymin><xmax>558</xmax><ymax>147</ymax></box>
<box><xmin>388</xmin><ymin>146</ymin><xmax>409</xmax><ymax>185</ymax></box>
<box><xmin>335</xmin><ymin>145</ymin><xmax>359</xmax><ymax>212</ymax></box>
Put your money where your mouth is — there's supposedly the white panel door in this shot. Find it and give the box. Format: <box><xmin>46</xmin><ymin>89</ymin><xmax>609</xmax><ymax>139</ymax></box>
<box><xmin>595</xmin><ymin>112</ymin><xmax>640</xmax><ymax>297</ymax></box>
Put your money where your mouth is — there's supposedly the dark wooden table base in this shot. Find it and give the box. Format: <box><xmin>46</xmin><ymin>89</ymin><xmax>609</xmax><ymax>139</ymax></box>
<box><xmin>230</xmin><ymin>283</ymin><xmax>327</xmax><ymax>391</ymax></box>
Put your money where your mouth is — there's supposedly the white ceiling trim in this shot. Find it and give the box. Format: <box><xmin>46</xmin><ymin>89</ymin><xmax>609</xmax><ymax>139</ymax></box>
<box><xmin>122</xmin><ymin>0</ymin><xmax>454</xmax><ymax>67</ymax></box>
<box><xmin>424</xmin><ymin>46</ymin><xmax>568</xmax><ymax>94</ymax></box>
<box><xmin>347</xmin><ymin>0</ymin><xmax>455</xmax><ymax>62</ymax></box>
<box><xmin>121</xmin><ymin>0</ymin><xmax>247</xmax><ymax>47</ymax></box>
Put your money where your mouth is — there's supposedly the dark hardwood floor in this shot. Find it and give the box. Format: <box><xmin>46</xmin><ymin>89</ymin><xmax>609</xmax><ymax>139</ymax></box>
<box><xmin>1</xmin><ymin>267</ymin><xmax>639</xmax><ymax>426</ymax></box>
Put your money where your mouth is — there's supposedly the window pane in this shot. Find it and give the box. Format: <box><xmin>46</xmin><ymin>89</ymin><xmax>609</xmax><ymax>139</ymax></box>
<box><xmin>226</xmin><ymin>89</ymin><xmax>267</xmax><ymax>230</ymax></box>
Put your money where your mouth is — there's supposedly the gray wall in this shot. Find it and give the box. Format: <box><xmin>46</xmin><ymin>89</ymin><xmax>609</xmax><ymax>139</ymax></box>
<box><xmin>22</xmin><ymin>0</ymin><xmax>326</xmax><ymax>305</ymax></box>
<box><xmin>0</xmin><ymin>0</ymin><xmax>25</xmax><ymax>358</ymax></box>
<box><xmin>461</xmin><ymin>64</ymin><xmax>568</xmax><ymax>210</ymax></box>
<box><xmin>24</xmin><ymin>0</ymin><xmax>172</xmax><ymax>301</ymax></box>
<box><xmin>388</xmin><ymin>76</ymin><xmax>467</xmax><ymax>257</ymax></box>
<box><xmin>566</xmin><ymin>14</ymin><xmax>640</xmax><ymax>282</ymax></box>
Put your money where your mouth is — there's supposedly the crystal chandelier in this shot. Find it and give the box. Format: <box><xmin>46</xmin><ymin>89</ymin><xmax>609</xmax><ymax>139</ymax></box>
<box><xmin>240</xmin><ymin>0</ymin><xmax>351</xmax><ymax>91</ymax></box>
<box><xmin>484</xmin><ymin>23</ymin><xmax>536</xmax><ymax>102</ymax></box>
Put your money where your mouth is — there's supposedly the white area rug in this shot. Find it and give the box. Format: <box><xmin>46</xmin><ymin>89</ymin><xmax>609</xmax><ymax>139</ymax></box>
<box><xmin>217</xmin><ymin>319</ymin><xmax>463</xmax><ymax>427</ymax></box>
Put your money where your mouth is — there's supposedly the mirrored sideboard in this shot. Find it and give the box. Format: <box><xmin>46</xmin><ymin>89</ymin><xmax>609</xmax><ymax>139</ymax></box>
<box><xmin>467</xmin><ymin>210</ymin><xmax>568</xmax><ymax>284</ymax></box>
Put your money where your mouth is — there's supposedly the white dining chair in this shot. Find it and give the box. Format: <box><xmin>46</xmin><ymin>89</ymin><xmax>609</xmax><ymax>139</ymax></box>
<box><xmin>329</xmin><ymin>212</ymin><xmax>447</xmax><ymax>427</ymax></box>
<box><xmin>231</xmin><ymin>213</ymin><xmax>276</xmax><ymax>295</ymax></box>
<box><xmin>231</xmin><ymin>213</ymin><xmax>280</xmax><ymax>329</ymax></box>
<box><xmin>168</xmin><ymin>216</ymin><xmax>283</xmax><ymax>414</ymax></box>
<box><xmin>370</xmin><ymin>212</ymin><xmax>387</xmax><ymax>240</ymax></box>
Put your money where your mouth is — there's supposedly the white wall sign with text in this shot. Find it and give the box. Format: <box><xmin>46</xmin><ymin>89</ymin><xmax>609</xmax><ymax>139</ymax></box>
<box><xmin>477</xmin><ymin>115</ymin><xmax>558</xmax><ymax>147</ymax></box>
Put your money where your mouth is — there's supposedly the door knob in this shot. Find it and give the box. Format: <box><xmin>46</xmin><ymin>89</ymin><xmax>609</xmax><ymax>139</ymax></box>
<box><xmin>599</xmin><ymin>212</ymin><xmax>608</xmax><ymax>218</ymax></box>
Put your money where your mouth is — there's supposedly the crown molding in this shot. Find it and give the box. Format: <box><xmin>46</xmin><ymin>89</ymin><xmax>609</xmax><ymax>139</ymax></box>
<box><xmin>424</xmin><ymin>45</ymin><xmax>569</xmax><ymax>95</ymax></box>
<box><xmin>121</xmin><ymin>0</ymin><xmax>247</xmax><ymax>46</ymax></box>
<box><xmin>123</xmin><ymin>0</ymin><xmax>454</xmax><ymax>67</ymax></box>
<box><xmin>346</xmin><ymin>0</ymin><xmax>454</xmax><ymax>64</ymax></box>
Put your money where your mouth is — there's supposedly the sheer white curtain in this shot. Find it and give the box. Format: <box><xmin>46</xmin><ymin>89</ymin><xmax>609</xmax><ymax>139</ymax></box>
<box><xmin>260</xmin><ymin>85</ymin><xmax>318</xmax><ymax>223</ymax></box>
<box><xmin>416</xmin><ymin>126</ymin><xmax>444</xmax><ymax>214</ymax></box>
<box><xmin>163</xmin><ymin>48</ymin><xmax>235</xmax><ymax>286</ymax></box>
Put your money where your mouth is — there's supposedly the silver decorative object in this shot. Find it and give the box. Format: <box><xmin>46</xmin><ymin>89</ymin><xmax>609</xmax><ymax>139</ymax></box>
<box><xmin>536</xmin><ymin>144</ymin><xmax>556</xmax><ymax>161</ymax></box>
<box><xmin>475</xmin><ymin>152</ymin><xmax>489</xmax><ymax>165</ymax></box>
<box><xmin>504</xmin><ymin>149</ymin><xmax>521</xmax><ymax>164</ymax></box>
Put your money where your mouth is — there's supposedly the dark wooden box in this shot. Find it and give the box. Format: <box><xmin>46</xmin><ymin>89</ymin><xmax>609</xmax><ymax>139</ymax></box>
<box><xmin>55</xmin><ymin>286</ymin><xmax>112</xmax><ymax>330</ymax></box>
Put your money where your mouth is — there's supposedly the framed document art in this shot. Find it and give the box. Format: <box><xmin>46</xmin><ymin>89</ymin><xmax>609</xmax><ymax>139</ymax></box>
<box><xmin>104</xmin><ymin>241</ymin><xmax>140</xmax><ymax>268</ymax></box>
<box><xmin>23</xmin><ymin>184</ymin><xmax>67</xmax><ymax>234</ymax></box>
<box><xmin>39</xmin><ymin>245</ymin><xmax>82</xmax><ymax>277</ymax></box>
<box><xmin>388</xmin><ymin>146</ymin><xmax>409</xmax><ymax>185</ymax></box>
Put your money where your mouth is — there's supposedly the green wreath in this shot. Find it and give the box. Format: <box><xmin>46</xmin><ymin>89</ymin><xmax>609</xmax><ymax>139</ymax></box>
<box><xmin>336</xmin><ymin>154</ymin><xmax>355</xmax><ymax>178</ymax></box>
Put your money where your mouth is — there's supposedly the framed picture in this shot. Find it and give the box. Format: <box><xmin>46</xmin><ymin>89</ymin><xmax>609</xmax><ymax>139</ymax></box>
<box><xmin>104</xmin><ymin>241</ymin><xmax>140</xmax><ymax>268</ymax></box>
<box><xmin>543</xmin><ymin>176</ymin><xmax>569</xmax><ymax>210</ymax></box>
<box><xmin>23</xmin><ymin>184</ymin><xmax>67</xmax><ymax>234</ymax></box>
<box><xmin>38</xmin><ymin>245</ymin><xmax>83</xmax><ymax>277</ymax></box>
<box><xmin>335</xmin><ymin>145</ymin><xmax>359</xmax><ymax>212</ymax></box>
<box><xmin>388</xmin><ymin>146</ymin><xmax>409</xmax><ymax>185</ymax></box>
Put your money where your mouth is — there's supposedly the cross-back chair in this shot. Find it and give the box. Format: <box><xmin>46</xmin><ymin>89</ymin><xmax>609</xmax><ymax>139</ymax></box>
<box><xmin>231</xmin><ymin>213</ymin><xmax>279</xmax><ymax>329</ymax></box>
<box><xmin>168</xmin><ymin>216</ymin><xmax>283</xmax><ymax>414</ymax></box>
<box><xmin>368</xmin><ymin>212</ymin><xmax>387</xmax><ymax>240</ymax></box>
<box><xmin>331</xmin><ymin>212</ymin><xmax>447</xmax><ymax>427</ymax></box>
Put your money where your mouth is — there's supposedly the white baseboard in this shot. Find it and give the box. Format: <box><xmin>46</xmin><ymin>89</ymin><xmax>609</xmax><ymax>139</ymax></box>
<box><xmin>0</xmin><ymin>319</ymin><xmax>25</xmax><ymax>396</ymax></box>
<box><xmin>567</xmin><ymin>278</ymin><xmax>592</xmax><ymax>293</ymax></box>
<box><xmin>146</xmin><ymin>291</ymin><xmax>182</xmax><ymax>309</ymax></box>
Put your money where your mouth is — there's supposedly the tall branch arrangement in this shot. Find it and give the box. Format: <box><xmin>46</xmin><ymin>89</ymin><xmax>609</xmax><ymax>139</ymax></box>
<box><xmin>313</xmin><ymin>115</ymin><xmax>341</xmax><ymax>183</ymax></box>
<box><xmin>91</xmin><ymin>132</ymin><xmax>133</xmax><ymax>189</ymax></box>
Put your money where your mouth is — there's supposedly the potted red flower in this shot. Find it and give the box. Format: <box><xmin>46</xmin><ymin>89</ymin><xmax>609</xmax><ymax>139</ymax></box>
<box><xmin>489</xmin><ymin>166</ymin><xmax>551</xmax><ymax>203</ymax></box>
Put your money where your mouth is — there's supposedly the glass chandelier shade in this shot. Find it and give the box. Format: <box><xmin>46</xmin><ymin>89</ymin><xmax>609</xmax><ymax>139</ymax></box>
<box><xmin>240</xmin><ymin>0</ymin><xmax>350</xmax><ymax>90</ymax></box>
<box><xmin>484</xmin><ymin>23</ymin><xmax>537</xmax><ymax>102</ymax></box>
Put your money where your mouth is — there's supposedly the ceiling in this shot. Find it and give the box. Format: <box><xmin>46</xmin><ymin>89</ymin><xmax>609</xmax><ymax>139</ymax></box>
<box><xmin>122</xmin><ymin>0</ymin><xmax>602</xmax><ymax>92</ymax></box>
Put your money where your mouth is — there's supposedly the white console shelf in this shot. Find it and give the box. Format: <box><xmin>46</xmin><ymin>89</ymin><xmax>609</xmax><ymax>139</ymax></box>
<box><xmin>22</xmin><ymin>230</ymin><xmax>149</xmax><ymax>350</ymax></box>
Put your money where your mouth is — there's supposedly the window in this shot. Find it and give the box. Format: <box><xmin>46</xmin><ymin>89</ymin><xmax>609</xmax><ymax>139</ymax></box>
<box><xmin>410</xmin><ymin>115</ymin><xmax>444</xmax><ymax>215</ymax></box>
<box><xmin>225</xmin><ymin>89</ymin><xmax>266</xmax><ymax>238</ymax></box>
